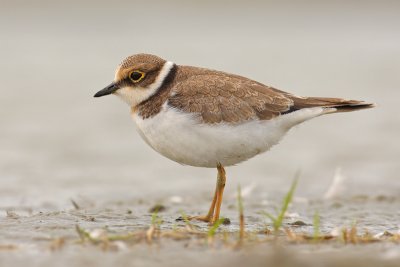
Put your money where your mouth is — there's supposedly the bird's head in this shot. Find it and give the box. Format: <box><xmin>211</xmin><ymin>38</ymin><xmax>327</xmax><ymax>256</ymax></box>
<box><xmin>94</xmin><ymin>54</ymin><xmax>175</xmax><ymax>107</ymax></box>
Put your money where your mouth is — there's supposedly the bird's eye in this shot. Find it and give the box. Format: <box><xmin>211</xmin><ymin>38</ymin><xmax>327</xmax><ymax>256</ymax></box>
<box><xmin>129</xmin><ymin>71</ymin><xmax>145</xmax><ymax>82</ymax></box>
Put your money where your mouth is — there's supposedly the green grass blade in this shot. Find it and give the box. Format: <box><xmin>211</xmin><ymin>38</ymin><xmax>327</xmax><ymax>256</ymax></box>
<box><xmin>313</xmin><ymin>210</ymin><xmax>320</xmax><ymax>240</ymax></box>
<box><xmin>275</xmin><ymin>175</ymin><xmax>299</xmax><ymax>231</ymax></box>
<box><xmin>261</xmin><ymin>172</ymin><xmax>300</xmax><ymax>232</ymax></box>
<box><xmin>207</xmin><ymin>218</ymin><xmax>225</xmax><ymax>238</ymax></box>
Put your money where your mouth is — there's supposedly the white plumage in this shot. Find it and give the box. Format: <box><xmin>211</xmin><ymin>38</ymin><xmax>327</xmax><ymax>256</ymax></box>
<box><xmin>132</xmin><ymin>104</ymin><xmax>330</xmax><ymax>167</ymax></box>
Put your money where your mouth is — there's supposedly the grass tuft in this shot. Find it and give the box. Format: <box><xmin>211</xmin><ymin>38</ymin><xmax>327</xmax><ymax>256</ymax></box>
<box><xmin>207</xmin><ymin>218</ymin><xmax>225</xmax><ymax>238</ymax></box>
<box><xmin>262</xmin><ymin>172</ymin><xmax>299</xmax><ymax>233</ymax></box>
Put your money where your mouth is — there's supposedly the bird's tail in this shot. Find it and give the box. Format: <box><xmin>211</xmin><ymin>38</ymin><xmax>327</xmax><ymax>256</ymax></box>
<box><xmin>291</xmin><ymin>97</ymin><xmax>376</xmax><ymax>114</ymax></box>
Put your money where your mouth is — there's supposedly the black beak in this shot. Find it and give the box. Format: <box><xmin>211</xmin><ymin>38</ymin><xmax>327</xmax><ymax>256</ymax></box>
<box><xmin>94</xmin><ymin>82</ymin><xmax>119</xmax><ymax>97</ymax></box>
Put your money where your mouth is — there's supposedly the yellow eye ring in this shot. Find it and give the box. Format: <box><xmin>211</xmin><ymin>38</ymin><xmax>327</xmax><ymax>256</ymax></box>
<box><xmin>129</xmin><ymin>70</ymin><xmax>145</xmax><ymax>83</ymax></box>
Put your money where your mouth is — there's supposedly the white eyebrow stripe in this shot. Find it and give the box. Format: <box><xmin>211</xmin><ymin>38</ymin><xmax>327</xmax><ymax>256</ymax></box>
<box><xmin>147</xmin><ymin>61</ymin><xmax>175</xmax><ymax>94</ymax></box>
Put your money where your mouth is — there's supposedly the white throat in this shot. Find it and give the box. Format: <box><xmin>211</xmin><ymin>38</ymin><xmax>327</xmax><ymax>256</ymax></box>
<box><xmin>114</xmin><ymin>61</ymin><xmax>175</xmax><ymax>107</ymax></box>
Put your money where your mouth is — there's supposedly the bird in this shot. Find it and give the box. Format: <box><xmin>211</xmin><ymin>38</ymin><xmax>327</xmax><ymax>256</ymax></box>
<box><xmin>94</xmin><ymin>53</ymin><xmax>374</xmax><ymax>225</ymax></box>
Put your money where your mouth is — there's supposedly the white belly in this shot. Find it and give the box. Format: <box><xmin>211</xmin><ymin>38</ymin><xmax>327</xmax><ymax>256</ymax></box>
<box><xmin>132</xmin><ymin>105</ymin><xmax>325</xmax><ymax>167</ymax></box>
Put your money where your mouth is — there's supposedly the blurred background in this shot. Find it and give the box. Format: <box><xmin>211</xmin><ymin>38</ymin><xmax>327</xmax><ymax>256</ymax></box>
<box><xmin>0</xmin><ymin>0</ymin><xmax>399</xmax><ymax>211</ymax></box>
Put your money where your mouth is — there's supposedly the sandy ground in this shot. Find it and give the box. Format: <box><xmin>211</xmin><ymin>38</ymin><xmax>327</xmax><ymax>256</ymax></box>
<box><xmin>1</xmin><ymin>1</ymin><xmax>400</xmax><ymax>266</ymax></box>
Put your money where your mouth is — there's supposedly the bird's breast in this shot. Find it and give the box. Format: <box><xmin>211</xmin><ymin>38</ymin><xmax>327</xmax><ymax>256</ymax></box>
<box><xmin>129</xmin><ymin>105</ymin><xmax>320</xmax><ymax>167</ymax></box>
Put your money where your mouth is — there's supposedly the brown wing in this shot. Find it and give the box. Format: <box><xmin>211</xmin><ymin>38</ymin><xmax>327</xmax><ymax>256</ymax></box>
<box><xmin>168</xmin><ymin>74</ymin><xmax>294</xmax><ymax>124</ymax></box>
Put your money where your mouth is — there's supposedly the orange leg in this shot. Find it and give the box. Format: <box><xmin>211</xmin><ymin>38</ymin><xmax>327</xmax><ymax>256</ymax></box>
<box><xmin>211</xmin><ymin>163</ymin><xmax>226</xmax><ymax>224</ymax></box>
<box><xmin>191</xmin><ymin>163</ymin><xmax>226</xmax><ymax>224</ymax></box>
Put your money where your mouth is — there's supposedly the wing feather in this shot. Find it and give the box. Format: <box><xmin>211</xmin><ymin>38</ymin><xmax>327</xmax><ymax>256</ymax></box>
<box><xmin>168</xmin><ymin>75</ymin><xmax>293</xmax><ymax>124</ymax></box>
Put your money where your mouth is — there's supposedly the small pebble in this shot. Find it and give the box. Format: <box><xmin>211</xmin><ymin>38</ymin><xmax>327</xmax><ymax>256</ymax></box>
<box><xmin>222</xmin><ymin>218</ymin><xmax>231</xmax><ymax>225</ymax></box>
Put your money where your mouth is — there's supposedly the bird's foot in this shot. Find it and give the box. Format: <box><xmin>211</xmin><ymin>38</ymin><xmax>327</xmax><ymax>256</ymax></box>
<box><xmin>176</xmin><ymin>215</ymin><xmax>231</xmax><ymax>225</ymax></box>
<box><xmin>175</xmin><ymin>214</ymin><xmax>211</xmax><ymax>223</ymax></box>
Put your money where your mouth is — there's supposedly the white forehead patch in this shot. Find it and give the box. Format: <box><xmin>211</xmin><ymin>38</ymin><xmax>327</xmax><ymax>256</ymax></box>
<box><xmin>114</xmin><ymin>61</ymin><xmax>175</xmax><ymax>107</ymax></box>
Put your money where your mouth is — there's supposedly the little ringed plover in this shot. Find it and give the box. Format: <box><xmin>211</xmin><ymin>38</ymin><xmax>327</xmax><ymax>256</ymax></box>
<box><xmin>94</xmin><ymin>53</ymin><xmax>374</xmax><ymax>224</ymax></box>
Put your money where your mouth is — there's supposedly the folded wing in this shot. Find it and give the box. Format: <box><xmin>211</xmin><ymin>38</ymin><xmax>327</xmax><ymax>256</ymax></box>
<box><xmin>168</xmin><ymin>74</ymin><xmax>374</xmax><ymax>124</ymax></box>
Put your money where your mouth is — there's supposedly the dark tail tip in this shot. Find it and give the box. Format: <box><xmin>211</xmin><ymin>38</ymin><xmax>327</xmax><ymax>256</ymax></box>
<box><xmin>334</xmin><ymin>102</ymin><xmax>376</xmax><ymax>112</ymax></box>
